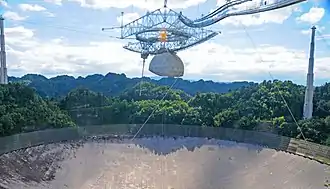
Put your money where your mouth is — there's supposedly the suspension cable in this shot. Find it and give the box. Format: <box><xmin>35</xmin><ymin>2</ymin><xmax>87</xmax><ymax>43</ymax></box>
<box><xmin>240</xmin><ymin>23</ymin><xmax>308</xmax><ymax>141</ymax></box>
<box><xmin>131</xmin><ymin>76</ymin><xmax>179</xmax><ymax>140</ymax></box>
<box><xmin>7</xmin><ymin>19</ymin><xmax>131</xmax><ymax>39</ymax></box>
<box><xmin>316</xmin><ymin>30</ymin><xmax>330</xmax><ymax>52</ymax></box>
<box><xmin>139</xmin><ymin>58</ymin><xmax>146</xmax><ymax>96</ymax></box>
<box><xmin>240</xmin><ymin>26</ymin><xmax>330</xmax><ymax>182</ymax></box>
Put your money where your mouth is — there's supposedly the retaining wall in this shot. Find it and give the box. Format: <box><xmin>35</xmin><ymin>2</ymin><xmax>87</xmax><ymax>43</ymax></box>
<box><xmin>0</xmin><ymin>124</ymin><xmax>329</xmax><ymax>163</ymax></box>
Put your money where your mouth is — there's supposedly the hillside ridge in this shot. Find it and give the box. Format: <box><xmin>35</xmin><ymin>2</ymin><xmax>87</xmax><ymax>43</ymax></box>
<box><xmin>9</xmin><ymin>72</ymin><xmax>255</xmax><ymax>97</ymax></box>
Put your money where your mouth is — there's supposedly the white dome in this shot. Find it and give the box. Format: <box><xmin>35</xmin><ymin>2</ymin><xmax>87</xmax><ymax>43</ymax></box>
<box><xmin>149</xmin><ymin>52</ymin><xmax>184</xmax><ymax>77</ymax></box>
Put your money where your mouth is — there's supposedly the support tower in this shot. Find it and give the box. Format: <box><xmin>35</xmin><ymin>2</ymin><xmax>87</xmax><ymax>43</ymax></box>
<box><xmin>0</xmin><ymin>15</ymin><xmax>7</xmax><ymax>84</ymax></box>
<box><xmin>303</xmin><ymin>26</ymin><xmax>316</xmax><ymax>119</ymax></box>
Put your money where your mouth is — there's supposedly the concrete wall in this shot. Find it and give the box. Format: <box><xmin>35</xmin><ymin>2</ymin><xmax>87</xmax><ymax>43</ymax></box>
<box><xmin>0</xmin><ymin>124</ymin><xmax>329</xmax><ymax>164</ymax></box>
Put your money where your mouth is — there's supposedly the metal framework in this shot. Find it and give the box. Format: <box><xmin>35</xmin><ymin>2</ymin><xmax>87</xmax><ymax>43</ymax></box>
<box><xmin>101</xmin><ymin>0</ymin><xmax>308</xmax><ymax>82</ymax></box>
<box><xmin>102</xmin><ymin>7</ymin><xmax>219</xmax><ymax>57</ymax></box>
<box><xmin>102</xmin><ymin>0</ymin><xmax>306</xmax><ymax>56</ymax></box>
<box><xmin>178</xmin><ymin>0</ymin><xmax>306</xmax><ymax>28</ymax></box>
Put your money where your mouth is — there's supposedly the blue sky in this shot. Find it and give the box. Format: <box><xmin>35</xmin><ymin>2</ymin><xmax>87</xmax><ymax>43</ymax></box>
<box><xmin>0</xmin><ymin>0</ymin><xmax>329</xmax><ymax>85</ymax></box>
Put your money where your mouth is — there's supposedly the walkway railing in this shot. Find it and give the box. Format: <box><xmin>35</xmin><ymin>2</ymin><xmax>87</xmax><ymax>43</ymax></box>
<box><xmin>0</xmin><ymin>124</ymin><xmax>329</xmax><ymax>164</ymax></box>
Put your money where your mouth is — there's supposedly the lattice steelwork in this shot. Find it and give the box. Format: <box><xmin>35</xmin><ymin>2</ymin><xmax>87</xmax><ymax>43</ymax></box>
<box><xmin>102</xmin><ymin>7</ymin><xmax>219</xmax><ymax>56</ymax></box>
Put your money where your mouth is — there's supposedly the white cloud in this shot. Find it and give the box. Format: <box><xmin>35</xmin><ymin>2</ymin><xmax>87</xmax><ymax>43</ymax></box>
<box><xmin>51</xmin><ymin>37</ymin><xmax>65</xmax><ymax>44</ymax></box>
<box><xmin>226</xmin><ymin>27</ymin><xmax>265</xmax><ymax>34</ymax></box>
<box><xmin>0</xmin><ymin>0</ymin><xmax>9</xmax><ymax>8</ymax></box>
<box><xmin>44</xmin><ymin>0</ymin><xmax>63</xmax><ymax>5</ymax></box>
<box><xmin>5</xmin><ymin>26</ymin><xmax>142</xmax><ymax>76</ymax></box>
<box><xmin>300</xmin><ymin>29</ymin><xmax>309</xmax><ymax>35</ymax></box>
<box><xmin>179</xmin><ymin>43</ymin><xmax>309</xmax><ymax>79</ymax></box>
<box><xmin>4</xmin><ymin>26</ymin><xmax>330</xmax><ymax>82</ymax></box>
<box><xmin>5</xmin><ymin>26</ymin><xmax>37</xmax><ymax>48</ymax></box>
<box><xmin>216</xmin><ymin>0</ymin><xmax>301</xmax><ymax>26</ymax></box>
<box><xmin>116</xmin><ymin>13</ymin><xmax>140</xmax><ymax>25</ymax></box>
<box><xmin>18</xmin><ymin>4</ymin><xmax>47</xmax><ymax>12</ymax></box>
<box><xmin>318</xmin><ymin>34</ymin><xmax>330</xmax><ymax>40</ymax></box>
<box><xmin>45</xmin><ymin>12</ymin><xmax>56</xmax><ymax>17</ymax></box>
<box><xmin>3</xmin><ymin>11</ymin><xmax>27</xmax><ymax>21</ymax></box>
<box><xmin>296</xmin><ymin>7</ymin><xmax>325</xmax><ymax>24</ymax></box>
<box><xmin>5</xmin><ymin>26</ymin><xmax>34</xmax><ymax>39</ymax></box>
<box><xmin>301</xmin><ymin>25</ymin><xmax>325</xmax><ymax>35</ymax></box>
<box><xmin>45</xmin><ymin>0</ymin><xmax>206</xmax><ymax>9</ymax></box>
<box><xmin>18</xmin><ymin>3</ymin><xmax>54</xmax><ymax>17</ymax></box>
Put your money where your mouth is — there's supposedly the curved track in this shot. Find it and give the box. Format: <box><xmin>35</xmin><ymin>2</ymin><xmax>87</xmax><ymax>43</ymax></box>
<box><xmin>0</xmin><ymin>136</ymin><xmax>328</xmax><ymax>189</ymax></box>
<box><xmin>178</xmin><ymin>0</ymin><xmax>306</xmax><ymax>28</ymax></box>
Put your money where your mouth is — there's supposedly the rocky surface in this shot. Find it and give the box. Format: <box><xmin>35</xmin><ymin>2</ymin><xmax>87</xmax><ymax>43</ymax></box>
<box><xmin>0</xmin><ymin>136</ymin><xmax>328</xmax><ymax>189</ymax></box>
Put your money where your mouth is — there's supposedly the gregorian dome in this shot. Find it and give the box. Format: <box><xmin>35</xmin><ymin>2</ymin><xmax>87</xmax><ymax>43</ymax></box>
<box><xmin>149</xmin><ymin>52</ymin><xmax>184</xmax><ymax>77</ymax></box>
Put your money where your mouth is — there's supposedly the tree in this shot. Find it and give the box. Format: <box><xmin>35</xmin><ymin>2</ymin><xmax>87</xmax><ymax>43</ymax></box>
<box><xmin>214</xmin><ymin>109</ymin><xmax>239</xmax><ymax>128</ymax></box>
<box><xmin>297</xmin><ymin>118</ymin><xmax>329</xmax><ymax>144</ymax></box>
<box><xmin>120</xmin><ymin>82</ymin><xmax>190</xmax><ymax>101</ymax></box>
<box><xmin>3</xmin><ymin>77</ymin><xmax>330</xmax><ymax>147</ymax></box>
<box><xmin>0</xmin><ymin>83</ymin><xmax>75</xmax><ymax>136</ymax></box>
<box><xmin>237</xmin><ymin>116</ymin><xmax>258</xmax><ymax>130</ymax></box>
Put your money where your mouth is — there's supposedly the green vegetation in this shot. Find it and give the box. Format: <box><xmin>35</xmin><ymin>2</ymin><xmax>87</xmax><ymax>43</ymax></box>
<box><xmin>9</xmin><ymin>73</ymin><xmax>253</xmax><ymax>97</ymax></box>
<box><xmin>1</xmin><ymin>77</ymin><xmax>330</xmax><ymax>146</ymax></box>
<box><xmin>0</xmin><ymin>83</ymin><xmax>75</xmax><ymax>136</ymax></box>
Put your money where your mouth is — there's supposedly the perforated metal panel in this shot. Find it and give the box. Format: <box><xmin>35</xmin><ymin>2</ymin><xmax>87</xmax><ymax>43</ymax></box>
<box><xmin>149</xmin><ymin>52</ymin><xmax>184</xmax><ymax>77</ymax></box>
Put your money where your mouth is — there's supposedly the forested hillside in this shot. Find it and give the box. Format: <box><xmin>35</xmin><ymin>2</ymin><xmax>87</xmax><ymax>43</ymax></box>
<box><xmin>0</xmin><ymin>83</ymin><xmax>75</xmax><ymax>136</ymax></box>
<box><xmin>59</xmin><ymin>80</ymin><xmax>330</xmax><ymax>145</ymax></box>
<box><xmin>1</xmin><ymin>80</ymin><xmax>330</xmax><ymax>146</ymax></box>
<box><xmin>9</xmin><ymin>73</ymin><xmax>253</xmax><ymax>98</ymax></box>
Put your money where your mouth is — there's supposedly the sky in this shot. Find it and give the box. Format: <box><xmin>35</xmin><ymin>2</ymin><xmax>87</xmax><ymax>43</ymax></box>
<box><xmin>0</xmin><ymin>0</ymin><xmax>329</xmax><ymax>85</ymax></box>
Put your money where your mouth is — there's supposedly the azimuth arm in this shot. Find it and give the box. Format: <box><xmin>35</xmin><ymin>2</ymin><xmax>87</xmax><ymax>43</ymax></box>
<box><xmin>179</xmin><ymin>0</ymin><xmax>306</xmax><ymax>28</ymax></box>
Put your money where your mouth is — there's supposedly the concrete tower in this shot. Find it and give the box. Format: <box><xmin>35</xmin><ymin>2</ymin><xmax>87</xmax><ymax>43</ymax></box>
<box><xmin>303</xmin><ymin>26</ymin><xmax>316</xmax><ymax>119</ymax></box>
<box><xmin>0</xmin><ymin>15</ymin><xmax>7</xmax><ymax>84</ymax></box>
